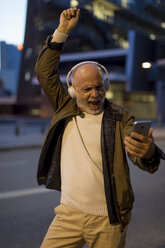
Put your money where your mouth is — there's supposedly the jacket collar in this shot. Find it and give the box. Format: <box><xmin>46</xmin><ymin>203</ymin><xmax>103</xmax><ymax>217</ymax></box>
<box><xmin>103</xmin><ymin>99</ymin><xmax>123</xmax><ymax>122</ymax></box>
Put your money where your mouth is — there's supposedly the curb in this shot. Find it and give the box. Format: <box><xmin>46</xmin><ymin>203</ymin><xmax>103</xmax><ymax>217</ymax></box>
<box><xmin>0</xmin><ymin>129</ymin><xmax>164</xmax><ymax>151</ymax></box>
<box><xmin>0</xmin><ymin>143</ymin><xmax>42</xmax><ymax>151</ymax></box>
<box><xmin>0</xmin><ymin>138</ymin><xmax>164</xmax><ymax>152</ymax></box>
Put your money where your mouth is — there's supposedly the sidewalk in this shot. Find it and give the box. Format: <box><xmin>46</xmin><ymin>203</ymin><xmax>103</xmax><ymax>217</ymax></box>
<box><xmin>0</xmin><ymin>118</ymin><xmax>47</xmax><ymax>151</ymax></box>
<box><xmin>0</xmin><ymin>126</ymin><xmax>165</xmax><ymax>151</ymax></box>
<box><xmin>0</xmin><ymin>132</ymin><xmax>45</xmax><ymax>151</ymax></box>
<box><xmin>152</xmin><ymin>128</ymin><xmax>165</xmax><ymax>141</ymax></box>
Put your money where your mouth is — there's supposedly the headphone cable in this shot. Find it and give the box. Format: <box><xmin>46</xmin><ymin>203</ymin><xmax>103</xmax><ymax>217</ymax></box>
<box><xmin>74</xmin><ymin>117</ymin><xmax>103</xmax><ymax>174</ymax></box>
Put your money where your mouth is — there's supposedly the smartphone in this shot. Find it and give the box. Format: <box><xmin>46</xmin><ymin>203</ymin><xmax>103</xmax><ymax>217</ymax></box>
<box><xmin>133</xmin><ymin>120</ymin><xmax>152</xmax><ymax>136</ymax></box>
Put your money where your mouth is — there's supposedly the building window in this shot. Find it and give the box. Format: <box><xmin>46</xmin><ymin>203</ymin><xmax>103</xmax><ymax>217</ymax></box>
<box><xmin>24</xmin><ymin>71</ymin><xmax>31</xmax><ymax>81</ymax></box>
<box><xmin>25</xmin><ymin>48</ymin><xmax>32</xmax><ymax>59</ymax></box>
<box><xmin>70</xmin><ymin>0</ymin><xmax>79</xmax><ymax>7</ymax></box>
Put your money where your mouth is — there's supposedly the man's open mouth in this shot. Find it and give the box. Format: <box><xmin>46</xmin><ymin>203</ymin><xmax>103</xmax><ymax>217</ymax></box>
<box><xmin>88</xmin><ymin>100</ymin><xmax>101</xmax><ymax>108</ymax></box>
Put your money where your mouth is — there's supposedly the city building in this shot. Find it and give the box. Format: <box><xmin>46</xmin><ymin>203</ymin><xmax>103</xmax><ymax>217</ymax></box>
<box><xmin>16</xmin><ymin>0</ymin><xmax>165</xmax><ymax>125</ymax></box>
<box><xmin>0</xmin><ymin>41</ymin><xmax>22</xmax><ymax>114</ymax></box>
<box><xmin>0</xmin><ymin>41</ymin><xmax>22</xmax><ymax>95</ymax></box>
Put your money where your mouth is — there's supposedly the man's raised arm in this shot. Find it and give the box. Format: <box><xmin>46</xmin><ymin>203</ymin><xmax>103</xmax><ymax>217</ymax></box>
<box><xmin>35</xmin><ymin>8</ymin><xmax>80</xmax><ymax>110</ymax></box>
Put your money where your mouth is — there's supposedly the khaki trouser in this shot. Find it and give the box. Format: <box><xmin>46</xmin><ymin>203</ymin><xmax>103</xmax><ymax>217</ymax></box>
<box><xmin>41</xmin><ymin>204</ymin><xmax>127</xmax><ymax>248</ymax></box>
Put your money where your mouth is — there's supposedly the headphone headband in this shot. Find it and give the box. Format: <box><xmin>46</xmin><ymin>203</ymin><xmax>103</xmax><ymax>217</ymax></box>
<box><xmin>66</xmin><ymin>61</ymin><xmax>108</xmax><ymax>87</ymax></box>
<box><xmin>66</xmin><ymin>61</ymin><xmax>110</xmax><ymax>98</ymax></box>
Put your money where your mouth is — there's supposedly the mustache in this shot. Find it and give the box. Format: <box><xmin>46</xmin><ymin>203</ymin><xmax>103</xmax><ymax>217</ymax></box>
<box><xmin>88</xmin><ymin>97</ymin><xmax>102</xmax><ymax>102</ymax></box>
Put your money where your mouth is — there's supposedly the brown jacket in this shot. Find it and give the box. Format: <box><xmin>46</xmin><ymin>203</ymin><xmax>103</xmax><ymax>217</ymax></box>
<box><xmin>35</xmin><ymin>37</ymin><xmax>164</xmax><ymax>228</ymax></box>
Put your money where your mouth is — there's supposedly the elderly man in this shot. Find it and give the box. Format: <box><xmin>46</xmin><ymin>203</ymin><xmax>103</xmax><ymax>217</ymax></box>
<box><xmin>35</xmin><ymin>8</ymin><xmax>165</xmax><ymax>248</ymax></box>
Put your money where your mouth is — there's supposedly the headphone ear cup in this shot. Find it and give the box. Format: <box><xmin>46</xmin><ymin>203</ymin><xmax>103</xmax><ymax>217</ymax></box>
<box><xmin>68</xmin><ymin>86</ymin><xmax>76</xmax><ymax>98</ymax></box>
<box><xmin>104</xmin><ymin>79</ymin><xmax>110</xmax><ymax>91</ymax></box>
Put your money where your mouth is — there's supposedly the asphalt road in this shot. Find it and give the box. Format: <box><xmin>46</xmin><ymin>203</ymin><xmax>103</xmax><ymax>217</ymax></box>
<box><xmin>0</xmin><ymin>141</ymin><xmax>165</xmax><ymax>248</ymax></box>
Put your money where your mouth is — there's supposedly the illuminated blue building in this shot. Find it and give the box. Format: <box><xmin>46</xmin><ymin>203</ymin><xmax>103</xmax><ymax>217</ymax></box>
<box><xmin>17</xmin><ymin>0</ymin><xmax>165</xmax><ymax>125</ymax></box>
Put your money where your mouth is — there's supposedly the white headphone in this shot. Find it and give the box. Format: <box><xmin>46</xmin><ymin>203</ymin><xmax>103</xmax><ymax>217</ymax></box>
<box><xmin>66</xmin><ymin>61</ymin><xmax>110</xmax><ymax>98</ymax></box>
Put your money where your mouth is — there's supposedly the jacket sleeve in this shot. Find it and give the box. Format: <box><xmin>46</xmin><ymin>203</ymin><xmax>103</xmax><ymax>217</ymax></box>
<box><xmin>122</xmin><ymin>109</ymin><xmax>165</xmax><ymax>173</ymax></box>
<box><xmin>35</xmin><ymin>36</ymin><xmax>70</xmax><ymax>111</ymax></box>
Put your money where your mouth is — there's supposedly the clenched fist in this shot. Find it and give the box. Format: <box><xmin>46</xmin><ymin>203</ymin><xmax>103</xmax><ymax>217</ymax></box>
<box><xmin>57</xmin><ymin>8</ymin><xmax>80</xmax><ymax>34</ymax></box>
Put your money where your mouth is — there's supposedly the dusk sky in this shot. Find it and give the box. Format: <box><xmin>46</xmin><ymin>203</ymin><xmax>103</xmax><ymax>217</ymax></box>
<box><xmin>0</xmin><ymin>0</ymin><xmax>28</xmax><ymax>45</ymax></box>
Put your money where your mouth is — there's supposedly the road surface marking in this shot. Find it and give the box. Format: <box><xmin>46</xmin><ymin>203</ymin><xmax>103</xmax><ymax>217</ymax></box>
<box><xmin>0</xmin><ymin>187</ymin><xmax>53</xmax><ymax>199</ymax></box>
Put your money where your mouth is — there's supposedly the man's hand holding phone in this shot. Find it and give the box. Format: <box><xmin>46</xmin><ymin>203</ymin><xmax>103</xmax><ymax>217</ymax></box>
<box><xmin>124</xmin><ymin>120</ymin><xmax>155</xmax><ymax>160</ymax></box>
